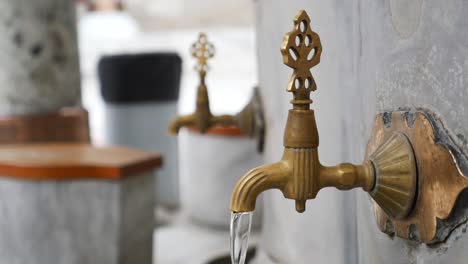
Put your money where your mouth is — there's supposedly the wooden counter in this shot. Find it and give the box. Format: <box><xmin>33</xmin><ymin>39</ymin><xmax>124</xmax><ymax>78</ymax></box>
<box><xmin>0</xmin><ymin>143</ymin><xmax>162</xmax><ymax>180</ymax></box>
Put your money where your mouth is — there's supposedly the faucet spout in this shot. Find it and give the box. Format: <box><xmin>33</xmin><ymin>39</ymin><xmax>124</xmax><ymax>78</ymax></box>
<box><xmin>168</xmin><ymin>114</ymin><xmax>196</xmax><ymax>135</ymax></box>
<box><xmin>230</xmin><ymin>161</ymin><xmax>290</xmax><ymax>213</ymax></box>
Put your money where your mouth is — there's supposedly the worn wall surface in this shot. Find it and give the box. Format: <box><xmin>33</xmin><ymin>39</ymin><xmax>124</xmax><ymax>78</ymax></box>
<box><xmin>353</xmin><ymin>0</ymin><xmax>468</xmax><ymax>263</ymax></box>
<box><xmin>254</xmin><ymin>0</ymin><xmax>467</xmax><ymax>263</ymax></box>
<box><xmin>0</xmin><ymin>0</ymin><xmax>81</xmax><ymax>115</ymax></box>
<box><xmin>0</xmin><ymin>172</ymin><xmax>154</xmax><ymax>264</ymax></box>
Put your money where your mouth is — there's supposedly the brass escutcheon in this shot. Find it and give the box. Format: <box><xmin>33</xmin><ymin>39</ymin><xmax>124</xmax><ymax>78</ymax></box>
<box><xmin>366</xmin><ymin>110</ymin><xmax>468</xmax><ymax>243</ymax></box>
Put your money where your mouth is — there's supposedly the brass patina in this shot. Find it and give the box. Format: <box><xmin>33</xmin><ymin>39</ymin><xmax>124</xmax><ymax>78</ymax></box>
<box><xmin>168</xmin><ymin>33</ymin><xmax>264</xmax><ymax>148</ymax></box>
<box><xmin>367</xmin><ymin>111</ymin><xmax>468</xmax><ymax>243</ymax></box>
<box><xmin>230</xmin><ymin>10</ymin><xmax>417</xmax><ymax>221</ymax></box>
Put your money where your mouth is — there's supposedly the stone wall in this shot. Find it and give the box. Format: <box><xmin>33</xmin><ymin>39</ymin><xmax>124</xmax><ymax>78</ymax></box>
<box><xmin>353</xmin><ymin>0</ymin><xmax>468</xmax><ymax>263</ymax></box>
<box><xmin>253</xmin><ymin>0</ymin><xmax>468</xmax><ymax>263</ymax></box>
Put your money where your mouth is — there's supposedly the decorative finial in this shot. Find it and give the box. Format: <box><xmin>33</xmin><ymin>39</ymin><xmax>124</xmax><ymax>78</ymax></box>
<box><xmin>191</xmin><ymin>32</ymin><xmax>215</xmax><ymax>82</ymax></box>
<box><xmin>281</xmin><ymin>10</ymin><xmax>322</xmax><ymax>109</ymax></box>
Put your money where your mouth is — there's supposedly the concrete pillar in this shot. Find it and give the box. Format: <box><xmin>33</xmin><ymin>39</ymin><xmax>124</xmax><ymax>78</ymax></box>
<box><xmin>0</xmin><ymin>0</ymin><xmax>81</xmax><ymax>115</ymax></box>
<box><xmin>0</xmin><ymin>144</ymin><xmax>160</xmax><ymax>264</ymax></box>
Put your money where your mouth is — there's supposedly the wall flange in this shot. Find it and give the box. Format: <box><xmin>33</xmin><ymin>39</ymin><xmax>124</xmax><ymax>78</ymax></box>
<box><xmin>366</xmin><ymin>110</ymin><xmax>468</xmax><ymax>244</ymax></box>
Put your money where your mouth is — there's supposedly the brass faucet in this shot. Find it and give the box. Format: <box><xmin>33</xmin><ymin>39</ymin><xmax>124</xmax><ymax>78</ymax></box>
<box><xmin>230</xmin><ymin>10</ymin><xmax>417</xmax><ymax>219</ymax></box>
<box><xmin>168</xmin><ymin>33</ymin><xmax>264</xmax><ymax>146</ymax></box>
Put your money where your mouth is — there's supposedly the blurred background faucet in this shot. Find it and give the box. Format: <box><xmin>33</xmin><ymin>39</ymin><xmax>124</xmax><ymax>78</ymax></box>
<box><xmin>169</xmin><ymin>33</ymin><xmax>265</xmax><ymax>150</ymax></box>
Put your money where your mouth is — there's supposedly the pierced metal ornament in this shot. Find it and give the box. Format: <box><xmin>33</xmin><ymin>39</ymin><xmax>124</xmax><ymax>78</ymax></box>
<box><xmin>280</xmin><ymin>10</ymin><xmax>322</xmax><ymax>107</ymax></box>
<box><xmin>191</xmin><ymin>32</ymin><xmax>215</xmax><ymax>75</ymax></box>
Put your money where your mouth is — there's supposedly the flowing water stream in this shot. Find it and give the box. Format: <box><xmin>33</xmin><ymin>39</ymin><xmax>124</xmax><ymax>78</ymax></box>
<box><xmin>230</xmin><ymin>212</ymin><xmax>253</xmax><ymax>264</ymax></box>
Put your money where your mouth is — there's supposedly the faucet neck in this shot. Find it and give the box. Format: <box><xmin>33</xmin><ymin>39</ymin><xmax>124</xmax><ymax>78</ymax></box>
<box><xmin>194</xmin><ymin>83</ymin><xmax>212</xmax><ymax>132</ymax></box>
<box><xmin>283</xmin><ymin>109</ymin><xmax>319</xmax><ymax>148</ymax></box>
<box><xmin>199</xmin><ymin>71</ymin><xmax>207</xmax><ymax>86</ymax></box>
<box><xmin>196</xmin><ymin>82</ymin><xmax>210</xmax><ymax>113</ymax></box>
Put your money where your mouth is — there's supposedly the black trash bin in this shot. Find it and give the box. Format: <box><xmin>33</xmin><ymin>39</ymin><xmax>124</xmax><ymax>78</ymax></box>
<box><xmin>98</xmin><ymin>52</ymin><xmax>182</xmax><ymax>208</ymax></box>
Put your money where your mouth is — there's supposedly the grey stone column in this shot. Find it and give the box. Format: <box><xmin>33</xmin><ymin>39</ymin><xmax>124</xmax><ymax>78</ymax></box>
<box><xmin>0</xmin><ymin>0</ymin><xmax>81</xmax><ymax>115</ymax></box>
<box><xmin>253</xmin><ymin>0</ymin><xmax>468</xmax><ymax>263</ymax></box>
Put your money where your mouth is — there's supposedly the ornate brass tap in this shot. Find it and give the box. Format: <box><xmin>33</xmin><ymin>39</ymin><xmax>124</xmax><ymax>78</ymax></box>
<box><xmin>230</xmin><ymin>10</ymin><xmax>417</xmax><ymax>218</ymax></box>
<box><xmin>230</xmin><ymin>9</ymin><xmax>468</xmax><ymax>245</ymax></box>
<box><xmin>168</xmin><ymin>33</ymin><xmax>264</xmax><ymax>147</ymax></box>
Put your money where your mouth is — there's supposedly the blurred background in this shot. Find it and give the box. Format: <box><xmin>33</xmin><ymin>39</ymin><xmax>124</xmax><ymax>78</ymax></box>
<box><xmin>76</xmin><ymin>0</ymin><xmax>257</xmax><ymax>144</ymax></box>
<box><xmin>77</xmin><ymin>0</ymin><xmax>259</xmax><ymax>263</ymax></box>
<box><xmin>0</xmin><ymin>0</ymin><xmax>260</xmax><ymax>263</ymax></box>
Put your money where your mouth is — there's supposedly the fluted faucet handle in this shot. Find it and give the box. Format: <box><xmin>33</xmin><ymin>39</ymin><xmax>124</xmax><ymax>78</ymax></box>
<box><xmin>281</xmin><ymin>10</ymin><xmax>322</xmax><ymax>109</ymax></box>
<box><xmin>191</xmin><ymin>32</ymin><xmax>215</xmax><ymax>81</ymax></box>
